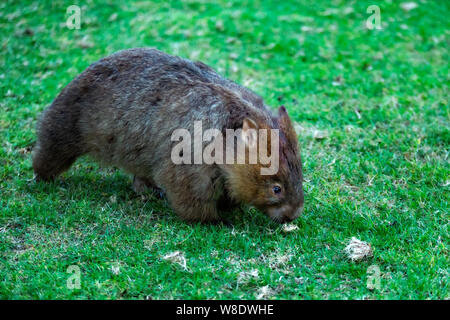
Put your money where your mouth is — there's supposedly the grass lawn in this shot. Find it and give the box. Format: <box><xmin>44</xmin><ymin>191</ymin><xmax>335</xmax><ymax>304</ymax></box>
<box><xmin>0</xmin><ymin>0</ymin><xmax>448</xmax><ymax>299</ymax></box>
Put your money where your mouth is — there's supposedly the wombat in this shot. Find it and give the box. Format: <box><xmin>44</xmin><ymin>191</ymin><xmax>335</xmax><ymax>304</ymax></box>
<box><xmin>33</xmin><ymin>48</ymin><xmax>304</xmax><ymax>223</ymax></box>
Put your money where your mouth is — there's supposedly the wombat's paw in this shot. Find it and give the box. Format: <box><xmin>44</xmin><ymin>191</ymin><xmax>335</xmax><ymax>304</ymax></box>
<box><xmin>34</xmin><ymin>174</ymin><xmax>53</xmax><ymax>183</ymax></box>
<box><xmin>132</xmin><ymin>177</ymin><xmax>148</xmax><ymax>194</ymax></box>
<box><xmin>132</xmin><ymin>176</ymin><xmax>159</xmax><ymax>195</ymax></box>
<box><xmin>200</xmin><ymin>217</ymin><xmax>232</xmax><ymax>227</ymax></box>
<box><xmin>152</xmin><ymin>187</ymin><xmax>166</xmax><ymax>199</ymax></box>
<box><xmin>218</xmin><ymin>217</ymin><xmax>233</xmax><ymax>227</ymax></box>
<box><xmin>132</xmin><ymin>176</ymin><xmax>165</xmax><ymax>199</ymax></box>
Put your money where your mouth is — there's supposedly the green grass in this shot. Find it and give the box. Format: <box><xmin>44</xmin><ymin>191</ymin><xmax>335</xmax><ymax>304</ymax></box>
<box><xmin>0</xmin><ymin>0</ymin><xmax>449</xmax><ymax>299</ymax></box>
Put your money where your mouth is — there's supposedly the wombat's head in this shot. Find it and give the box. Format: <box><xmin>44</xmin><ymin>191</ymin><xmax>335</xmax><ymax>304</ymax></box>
<box><xmin>224</xmin><ymin>106</ymin><xmax>304</xmax><ymax>223</ymax></box>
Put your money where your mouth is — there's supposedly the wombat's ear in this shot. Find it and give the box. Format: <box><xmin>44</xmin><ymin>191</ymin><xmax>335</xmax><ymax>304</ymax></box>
<box><xmin>241</xmin><ymin>118</ymin><xmax>258</xmax><ymax>148</ymax></box>
<box><xmin>278</xmin><ymin>106</ymin><xmax>298</xmax><ymax>143</ymax></box>
<box><xmin>278</xmin><ymin>105</ymin><xmax>289</xmax><ymax>119</ymax></box>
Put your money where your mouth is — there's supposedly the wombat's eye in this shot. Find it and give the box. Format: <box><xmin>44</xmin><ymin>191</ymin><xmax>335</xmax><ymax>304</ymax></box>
<box><xmin>272</xmin><ymin>185</ymin><xmax>282</xmax><ymax>194</ymax></box>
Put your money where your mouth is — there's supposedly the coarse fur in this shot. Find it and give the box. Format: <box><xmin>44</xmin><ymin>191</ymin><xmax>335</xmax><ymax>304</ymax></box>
<box><xmin>33</xmin><ymin>48</ymin><xmax>304</xmax><ymax>223</ymax></box>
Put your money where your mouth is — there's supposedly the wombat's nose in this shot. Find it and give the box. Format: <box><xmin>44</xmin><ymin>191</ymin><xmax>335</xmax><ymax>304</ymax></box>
<box><xmin>282</xmin><ymin>205</ymin><xmax>303</xmax><ymax>223</ymax></box>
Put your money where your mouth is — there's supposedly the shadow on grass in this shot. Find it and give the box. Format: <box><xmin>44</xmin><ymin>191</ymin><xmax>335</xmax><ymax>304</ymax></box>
<box><xmin>21</xmin><ymin>169</ymin><xmax>302</xmax><ymax>236</ymax></box>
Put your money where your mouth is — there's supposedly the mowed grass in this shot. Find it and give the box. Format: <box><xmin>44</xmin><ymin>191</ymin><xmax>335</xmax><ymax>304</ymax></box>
<box><xmin>0</xmin><ymin>0</ymin><xmax>448</xmax><ymax>299</ymax></box>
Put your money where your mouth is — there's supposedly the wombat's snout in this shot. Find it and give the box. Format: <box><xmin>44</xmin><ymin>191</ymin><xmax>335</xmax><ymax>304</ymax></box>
<box><xmin>267</xmin><ymin>203</ymin><xmax>304</xmax><ymax>223</ymax></box>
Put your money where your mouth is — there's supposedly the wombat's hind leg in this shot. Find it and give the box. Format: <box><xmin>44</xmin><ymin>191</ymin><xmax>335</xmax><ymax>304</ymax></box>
<box><xmin>33</xmin><ymin>142</ymin><xmax>81</xmax><ymax>182</ymax></box>
<box><xmin>33</xmin><ymin>108</ymin><xmax>84</xmax><ymax>181</ymax></box>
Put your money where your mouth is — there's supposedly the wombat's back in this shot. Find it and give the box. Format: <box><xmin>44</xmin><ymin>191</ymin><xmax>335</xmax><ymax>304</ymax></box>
<box><xmin>33</xmin><ymin>48</ymin><xmax>267</xmax><ymax>180</ymax></box>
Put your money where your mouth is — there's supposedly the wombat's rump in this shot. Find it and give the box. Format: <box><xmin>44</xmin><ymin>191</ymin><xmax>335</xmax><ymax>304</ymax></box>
<box><xmin>33</xmin><ymin>48</ymin><xmax>304</xmax><ymax>223</ymax></box>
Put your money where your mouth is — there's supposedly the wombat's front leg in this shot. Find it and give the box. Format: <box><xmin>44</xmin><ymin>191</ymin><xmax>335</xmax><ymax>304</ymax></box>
<box><xmin>163</xmin><ymin>184</ymin><xmax>221</xmax><ymax>223</ymax></box>
<box><xmin>172</xmin><ymin>198</ymin><xmax>221</xmax><ymax>223</ymax></box>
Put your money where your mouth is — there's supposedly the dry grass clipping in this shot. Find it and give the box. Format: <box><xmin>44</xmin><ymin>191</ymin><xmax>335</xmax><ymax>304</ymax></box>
<box><xmin>256</xmin><ymin>285</ymin><xmax>276</xmax><ymax>299</ymax></box>
<box><xmin>344</xmin><ymin>237</ymin><xmax>373</xmax><ymax>261</ymax></box>
<box><xmin>162</xmin><ymin>251</ymin><xmax>188</xmax><ymax>271</ymax></box>
<box><xmin>282</xmin><ymin>224</ymin><xmax>299</xmax><ymax>233</ymax></box>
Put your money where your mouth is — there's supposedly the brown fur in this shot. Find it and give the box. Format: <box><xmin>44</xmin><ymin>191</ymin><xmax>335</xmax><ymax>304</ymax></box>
<box><xmin>33</xmin><ymin>48</ymin><xmax>304</xmax><ymax>223</ymax></box>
